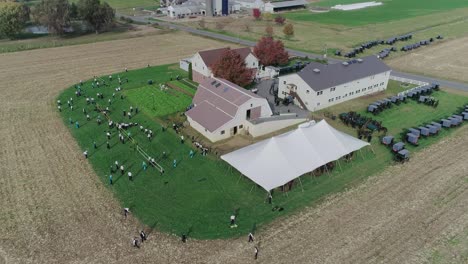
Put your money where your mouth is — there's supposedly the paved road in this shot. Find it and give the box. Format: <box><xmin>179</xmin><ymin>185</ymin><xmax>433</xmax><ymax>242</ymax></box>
<box><xmin>123</xmin><ymin>14</ymin><xmax>468</xmax><ymax>91</ymax></box>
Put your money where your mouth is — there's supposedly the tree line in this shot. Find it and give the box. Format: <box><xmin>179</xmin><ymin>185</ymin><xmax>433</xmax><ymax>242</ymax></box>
<box><xmin>0</xmin><ymin>0</ymin><xmax>115</xmax><ymax>39</ymax></box>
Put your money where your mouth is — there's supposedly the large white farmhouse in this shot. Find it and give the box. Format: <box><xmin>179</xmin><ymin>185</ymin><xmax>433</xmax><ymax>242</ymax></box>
<box><xmin>278</xmin><ymin>55</ymin><xmax>392</xmax><ymax>112</ymax></box>
<box><xmin>186</xmin><ymin>77</ymin><xmax>306</xmax><ymax>142</ymax></box>
<box><xmin>191</xmin><ymin>47</ymin><xmax>259</xmax><ymax>83</ymax></box>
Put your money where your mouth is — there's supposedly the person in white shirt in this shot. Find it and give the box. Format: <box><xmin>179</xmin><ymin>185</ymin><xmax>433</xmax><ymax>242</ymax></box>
<box><xmin>230</xmin><ymin>215</ymin><xmax>236</xmax><ymax>227</ymax></box>
<box><xmin>248</xmin><ymin>233</ymin><xmax>254</xmax><ymax>242</ymax></box>
<box><xmin>132</xmin><ymin>237</ymin><xmax>139</xmax><ymax>248</ymax></box>
<box><xmin>128</xmin><ymin>172</ymin><xmax>133</xmax><ymax>181</ymax></box>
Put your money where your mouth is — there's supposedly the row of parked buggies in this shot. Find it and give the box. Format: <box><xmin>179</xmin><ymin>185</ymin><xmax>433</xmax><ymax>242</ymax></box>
<box><xmin>368</xmin><ymin>83</ymin><xmax>439</xmax><ymax>115</ymax></box>
<box><xmin>380</xmin><ymin>105</ymin><xmax>468</xmax><ymax>162</ymax></box>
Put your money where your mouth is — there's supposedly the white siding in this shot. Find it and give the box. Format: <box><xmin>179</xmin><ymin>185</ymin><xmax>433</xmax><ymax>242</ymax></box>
<box><xmin>191</xmin><ymin>53</ymin><xmax>211</xmax><ymax>77</ymax></box>
<box><xmin>244</xmin><ymin>53</ymin><xmax>259</xmax><ymax>69</ymax></box>
<box><xmin>278</xmin><ymin>70</ymin><xmax>391</xmax><ymax>112</ymax></box>
<box><xmin>246</xmin><ymin>118</ymin><xmax>306</xmax><ymax>137</ymax></box>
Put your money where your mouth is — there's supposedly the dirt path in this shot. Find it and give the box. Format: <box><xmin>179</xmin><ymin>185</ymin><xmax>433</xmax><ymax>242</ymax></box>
<box><xmin>0</xmin><ymin>33</ymin><xmax>467</xmax><ymax>263</ymax></box>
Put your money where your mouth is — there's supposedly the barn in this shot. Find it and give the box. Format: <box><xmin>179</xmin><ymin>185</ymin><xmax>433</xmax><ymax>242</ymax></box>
<box><xmin>264</xmin><ymin>0</ymin><xmax>307</xmax><ymax>13</ymax></box>
<box><xmin>186</xmin><ymin>77</ymin><xmax>306</xmax><ymax>142</ymax></box>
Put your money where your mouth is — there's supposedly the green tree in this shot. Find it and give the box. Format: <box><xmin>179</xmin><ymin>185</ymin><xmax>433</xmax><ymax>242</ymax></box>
<box><xmin>33</xmin><ymin>0</ymin><xmax>70</xmax><ymax>35</ymax></box>
<box><xmin>69</xmin><ymin>2</ymin><xmax>78</xmax><ymax>20</ymax></box>
<box><xmin>77</xmin><ymin>0</ymin><xmax>115</xmax><ymax>33</ymax></box>
<box><xmin>0</xmin><ymin>1</ymin><xmax>29</xmax><ymax>39</ymax></box>
<box><xmin>188</xmin><ymin>63</ymin><xmax>193</xmax><ymax>81</ymax></box>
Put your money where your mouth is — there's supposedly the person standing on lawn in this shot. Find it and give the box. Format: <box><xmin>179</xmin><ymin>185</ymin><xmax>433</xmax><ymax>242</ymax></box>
<box><xmin>128</xmin><ymin>171</ymin><xmax>133</xmax><ymax>181</ymax></box>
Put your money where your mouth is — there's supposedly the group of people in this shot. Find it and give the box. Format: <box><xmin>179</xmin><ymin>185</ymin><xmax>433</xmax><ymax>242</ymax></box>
<box><xmin>122</xmin><ymin>208</ymin><xmax>148</xmax><ymax>248</ymax></box>
<box><xmin>230</xmin><ymin>214</ymin><xmax>260</xmax><ymax>259</ymax></box>
<box><xmin>192</xmin><ymin>141</ymin><xmax>209</xmax><ymax>156</ymax></box>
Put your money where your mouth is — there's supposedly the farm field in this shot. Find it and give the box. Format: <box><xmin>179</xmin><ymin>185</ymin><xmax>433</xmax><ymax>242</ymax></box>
<box><xmin>387</xmin><ymin>36</ymin><xmax>468</xmax><ymax>84</ymax></box>
<box><xmin>0</xmin><ymin>24</ymin><xmax>165</xmax><ymax>54</ymax></box>
<box><xmin>184</xmin><ymin>4</ymin><xmax>468</xmax><ymax>58</ymax></box>
<box><xmin>0</xmin><ymin>31</ymin><xmax>467</xmax><ymax>263</ymax></box>
<box><xmin>291</xmin><ymin>0</ymin><xmax>468</xmax><ymax>26</ymax></box>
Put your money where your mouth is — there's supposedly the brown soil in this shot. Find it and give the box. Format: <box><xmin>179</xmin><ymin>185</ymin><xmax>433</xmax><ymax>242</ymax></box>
<box><xmin>0</xmin><ymin>32</ymin><xmax>467</xmax><ymax>263</ymax></box>
<box><xmin>388</xmin><ymin>37</ymin><xmax>468</xmax><ymax>84</ymax></box>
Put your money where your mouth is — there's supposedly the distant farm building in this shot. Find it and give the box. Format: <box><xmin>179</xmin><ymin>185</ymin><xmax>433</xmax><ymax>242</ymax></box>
<box><xmin>166</xmin><ymin>0</ymin><xmax>240</xmax><ymax>18</ymax></box>
<box><xmin>191</xmin><ymin>47</ymin><xmax>259</xmax><ymax>83</ymax></box>
<box><xmin>186</xmin><ymin>77</ymin><xmax>306</xmax><ymax>142</ymax></box>
<box><xmin>278</xmin><ymin>55</ymin><xmax>391</xmax><ymax>112</ymax></box>
<box><xmin>264</xmin><ymin>0</ymin><xmax>307</xmax><ymax>13</ymax></box>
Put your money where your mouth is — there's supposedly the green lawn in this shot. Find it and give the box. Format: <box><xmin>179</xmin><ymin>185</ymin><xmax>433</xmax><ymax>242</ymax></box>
<box><xmin>126</xmin><ymin>85</ymin><xmax>192</xmax><ymax>117</ymax></box>
<box><xmin>57</xmin><ymin>64</ymin><xmax>468</xmax><ymax>239</ymax></box>
<box><xmin>287</xmin><ymin>0</ymin><xmax>468</xmax><ymax>26</ymax></box>
<box><xmin>167</xmin><ymin>80</ymin><xmax>197</xmax><ymax>96</ymax></box>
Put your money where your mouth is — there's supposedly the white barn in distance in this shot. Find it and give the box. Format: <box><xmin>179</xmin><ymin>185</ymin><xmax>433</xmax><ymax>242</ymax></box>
<box><xmin>278</xmin><ymin>55</ymin><xmax>392</xmax><ymax>112</ymax></box>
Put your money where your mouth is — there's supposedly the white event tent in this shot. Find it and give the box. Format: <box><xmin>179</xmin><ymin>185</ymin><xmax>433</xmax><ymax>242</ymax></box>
<box><xmin>221</xmin><ymin>120</ymin><xmax>370</xmax><ymax>192</ymax></box>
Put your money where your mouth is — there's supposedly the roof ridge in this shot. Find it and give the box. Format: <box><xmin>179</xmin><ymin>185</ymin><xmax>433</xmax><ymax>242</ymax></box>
<box><xmin>199</xmin><ymin>82</ymin><xmax>240</xmax><ymax>110</ymax></box>
<box><xmin>200</xmin><ymin>100</ymin><xmax>234</xmax><ymax>118</ymax></box>
<box><xmin>215</xmin><ymin>78</ymin><xmax>257</xmax><ymax>99</ymax></box>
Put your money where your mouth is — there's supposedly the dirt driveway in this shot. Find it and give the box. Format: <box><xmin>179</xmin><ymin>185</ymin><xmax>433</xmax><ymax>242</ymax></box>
<box><xmin>0</xmin><ymin>32</ymin><xmax>467</xmax><ymax>263</ymax></box>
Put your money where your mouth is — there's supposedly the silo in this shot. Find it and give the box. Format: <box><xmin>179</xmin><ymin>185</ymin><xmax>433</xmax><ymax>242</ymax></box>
<box><xmin>221</xmin><ymin>0</ymin><xmax>228</xmax><ymax>15</ymax></box>
<box><xmin>205</xmin><ymin>0</ymin><xmax>213</xmax><ymax>16</ymax></box>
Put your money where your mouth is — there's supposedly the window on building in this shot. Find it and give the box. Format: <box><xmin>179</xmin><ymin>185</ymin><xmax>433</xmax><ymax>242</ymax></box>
<box><xmin>380</xmin><ymin>82</ymin><xmax>384</xmax><ymax>86</ymax></box>
<box><xmin>374</xmin><ymin>84</ymin><xmax>378</xmax><ymax>88</ymax></box>
<box><xmin>317</xmin><ymin>102</ymin><xmax>320</xmax><ymax>106</ymax></box>
<box><xmin>250</xmin><ymin>104</ymin><xmax>253</xmax><ymax>107</ymax></box>
<box><xmin>306</xmin><ymin>90</ymin><xmax>310</xmax><ymax>94</ymax></box>
<box><xmin>239</xmin><ymin>125</ymin><xmax>243</xmax><ymax>129</ymax></box>
<box><xmin>356</xmin><ymin>90</ymin><xmax>360</xmax><ymax>94</ymax></box>
<box><xmin>253</xmin><ymin>62</ymin><xmax>256</xmax><ymax>66</ymax></box>
<box><xmin>363</xmin><ymin>88</ymin><xmax>366</xmax><ymax>91</ymax></box>
<box><xmin>330</xmin><ymin>87</ymin><xmax>336</xmax><ymax>92</ymax></box>
<box><xmin>283</xmin><ymin>81</ymin><xmax>286</xmax><ymax>84</ymax></box>
<box><xmin>221</xmin><ymin>130</ymin><xmax>225</xmax><ymax>135</ymax></box>
<box><xmin>344</xmin><ymin>93</ymin><xmax>347</xmax><ymax>97</ymax></box>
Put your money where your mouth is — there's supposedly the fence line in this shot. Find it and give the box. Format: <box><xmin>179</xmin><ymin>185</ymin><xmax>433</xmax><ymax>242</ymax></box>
<box><xmin>390</xmin><ymin>76</ymin><xmax>430</xmax><ymax>97</ymax></box>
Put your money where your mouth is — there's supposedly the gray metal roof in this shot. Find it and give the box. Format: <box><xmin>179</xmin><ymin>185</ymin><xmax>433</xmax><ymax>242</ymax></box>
<box><xmin>266</xmin><ymin>0</ymin><xmax>307</xmax><ymax>8</ymax></box>
<box><xmin>294</xmin><ymin>55</ymin><xmax>391</xmax><ymax>92</ymax></box>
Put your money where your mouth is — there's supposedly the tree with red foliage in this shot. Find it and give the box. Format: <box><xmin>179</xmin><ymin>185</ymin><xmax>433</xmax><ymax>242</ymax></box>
<box><xmin>253</xmin><ymin>37</ymin><xmax>289</xmax><ymax>66</ymax></box>
<box><xmin>274</xmin><ymin>15</ymin><xmax>286</xmax><ymax>25</ymax></box>
<box><xmin>252</xmin><ymin>8</ymin><xmax>261</xmax><ymax>20</ymax></box>
<box><xmin>211</xmin><ymin>49</ymin><xmax>254</xmax><ymax>87</ymax></box>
